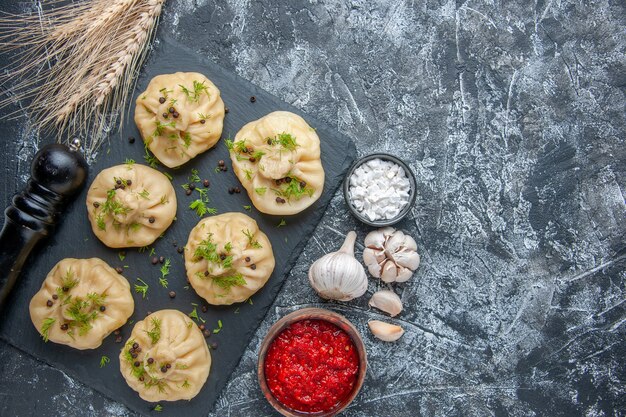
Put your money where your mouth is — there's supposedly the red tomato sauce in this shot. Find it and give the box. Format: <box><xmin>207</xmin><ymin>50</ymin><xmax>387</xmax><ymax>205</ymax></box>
<box><xmin>264</xmin><ymin>319</ymin><xmax>360</xmax><ymax>413</ymax></box>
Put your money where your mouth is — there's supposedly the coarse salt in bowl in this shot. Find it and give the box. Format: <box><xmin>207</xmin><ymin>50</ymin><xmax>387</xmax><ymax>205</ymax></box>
<box><xmin>343</xmin><ymin>153</ymin><xmax>417</xmax><ymax>227</ymax></box>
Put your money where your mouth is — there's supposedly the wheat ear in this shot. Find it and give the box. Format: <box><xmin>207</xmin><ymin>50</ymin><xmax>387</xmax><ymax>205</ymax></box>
<box><xmin>0</xmin><ymin>0</ymin><xmax>165</xmax><ymax>158</ymax></box>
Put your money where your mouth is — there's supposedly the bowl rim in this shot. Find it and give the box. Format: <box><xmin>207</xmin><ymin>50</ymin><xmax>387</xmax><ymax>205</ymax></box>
<box><xmin>257</xmin><ymin>307</ymin><xmax>368</xmax><ymax>417</ymax></box>
<box><xmin>342</xmin><ymin>152</ymin><xmax>417</xmax><ymax>227</ymax></box>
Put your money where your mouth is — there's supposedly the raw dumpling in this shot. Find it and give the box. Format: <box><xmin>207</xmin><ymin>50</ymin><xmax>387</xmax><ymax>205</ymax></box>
<box><xmin>119</xmin><ymin>310</ymin><xmax>211</xmax><ymax>402</ymax></box>
<box><xmin>184</xmin><ymin>212</ymin><xmax>275</xmax><ymax>305</ymax></box>
<box><xmin>228</xmin><ymin>111</ymin><xmax>325</xmax><ymax>215</ymax></box>
<box><xmin>134</xmin><ymin>72</ymin><xmax>225</xmax><ymax>168</ymax></box>
<box><xmin>86</xmin><ymin>162</ymin><xmax>177</xmax><ymax>248</ymax></box>
<box><xmin>29</xmin><ymin>258</ymin><xmax>134</xmax><ymax>350</ymax></box>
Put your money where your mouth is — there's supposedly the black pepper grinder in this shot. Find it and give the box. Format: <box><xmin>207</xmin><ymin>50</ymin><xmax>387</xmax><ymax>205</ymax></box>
<box><xmin>0</xmin><ymin>139</ymin><xmax>88</xmax><ymax>309</ymax></box>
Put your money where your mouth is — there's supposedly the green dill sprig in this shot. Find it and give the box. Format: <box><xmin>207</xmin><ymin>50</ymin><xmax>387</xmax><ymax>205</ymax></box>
<box><xmin>153</xmin><ymin>120</ymin><xmax>176</xmax><ymax>137</ymax></box>
<box><xmin>40</xmin><ymin>317</ymin><xmax>55</xmax><ymax>342</ymax></box>
<box><xmin>271</xmin><ymin>176</ymin><xmax>315</xmax><ymax>201</ymax></box>
<box><xmin>154</xmin><ymin>404</ymin><xmax>163</xmax><ymax>412</ymax></box>
<box><xmin>159</xmin><ymin>258</ymin><xmax>171</xmax><ymax>288</ymax></box>
<box><xmin>60</xmin><ymin>269</ymin><xmax>79</xmax><ymax>291</ymax></box>
<box><xmin>277</xmin><ymin>219</ymin><xmax>287</xmax><ymax>228</ymax></box>
<box><xmin>125</xmin><ymin>158</ymin><xmax>136</xmax><ymax>168</ymax></box>
<box><xmin>144</xmin><ymin>144</ymin><xmax>159</xmax><ymax>168</ymax></box>
<box><xmin>188</xmin><ymin>304</ymin><xmax>205</xmax><ymax>323</ymax></box>
<box><xmin>138</xmin><ymin>189</ymin><xmax>150</xmax><ymax>199</ymax></box>
<box><xmin>135</xmin><ymin>278</ymin><xmax>149</xmax><ymax>298</ymax></box>
<box><xmin>180</xmin><ymin>80</ymin><xmax>210</xmax><ymax>102</ymax></box>
<box><xmin>254</xmin><ymin>187</ymin><xmax>266</xmax><ymax>196</ymax></box>
<box><xmin>243</xmin><ymin>205</ymin><xmax>251</xmax><ymax>211</ymax></box>
<box><xmin>145</xmin><ymin>317</ymin><xmax>161</xmax><ymax>345</ymax></box>
<box><xmin>213</xmin><ymin>319</ymin><xmax>223</xmax><ymax>334</ymax></box>
<box><xmin>213</xmin><ymin>273</ymin><xmax>246</xmax><ymax>290</ymax></box>
<box><xmin>100</xmin><ymin>355</ymin><xmax>110</xmax><ymax>368</ymax></box>
<box><xmin>242</xmin><ymin>229</ymin><xmax>262</xmax><ymax>249</ymax></box>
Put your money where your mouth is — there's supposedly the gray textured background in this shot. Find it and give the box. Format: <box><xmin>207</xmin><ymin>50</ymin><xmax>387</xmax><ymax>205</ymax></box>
<box><xmin>1</xmin><ymin>0</ymin><xmax>625</xmax><ymax>416</ymax></box>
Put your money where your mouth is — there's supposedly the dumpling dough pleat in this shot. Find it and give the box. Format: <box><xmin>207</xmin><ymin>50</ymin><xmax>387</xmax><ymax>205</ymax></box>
<box><xmin>29</xmin><ymin>258</ymin><xmax>134</xmax><ymax>350</ymax></box>
<box><xmin>184</xmin><ymin>212</ymin><xmax>275</xmax><ymax>305</ymax></box>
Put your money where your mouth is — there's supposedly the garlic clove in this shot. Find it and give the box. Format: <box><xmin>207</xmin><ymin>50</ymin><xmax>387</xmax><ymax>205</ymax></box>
<box><xmin>395</xmin><ymin>267</ymin><xmax>413</xmax><ymax>283</ymax></box>
<box><xmin>385</xmin><ymin>230</ymin><xmax>411</xmax><ymax>256</ymax></box>
<box><xmin>367</xmin><ymin>262</ymin><xmax>382</xmax><ymax>278</ymax></box>
<box><xmin>308</xmin><ymin>231</ymin><xmax>368</xmax><ymax>301</ymax></box>
<box><xmin>402</xmin><ymin>234</ymin><xmax>418</xmax><ymax>252</ymax></box>
<box><xmin>380</xmin><ymin>260</ymin><xmax>398</xmax><ymax>283</ymax></box>
<box><xmin>392</xmin><ymin>248</ymin><xmax>420</xmax><ymax>270</ymax></box>
<box><xmin>369</xmin><ymin>290</ymin><xmax>403</xmax><ymax>317</ymax></box>
<box><xmin>363</xmin><ymin>247</ymin><xmax>386</xmax><ymax>266</ymax></box>
<box><xmin>368</xmin><ymin>320</ymin><xmax>404</xmax><ymax>342</ymax></box>
<box><xmin>364</xmin><ymin>227</ymin><xmax>395</xmax><ymax>248</ymax></box>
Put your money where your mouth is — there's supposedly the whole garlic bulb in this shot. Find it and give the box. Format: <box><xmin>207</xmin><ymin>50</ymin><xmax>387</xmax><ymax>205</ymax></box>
<box><xmin>308</xmin><ymin>231</ymin><xmax>368</xmax><ymax>301</ymax></box>
<box><xmin>362</xmin><ymin>227</ymin><xmax>420</xmax><ymax>283</ymax></box>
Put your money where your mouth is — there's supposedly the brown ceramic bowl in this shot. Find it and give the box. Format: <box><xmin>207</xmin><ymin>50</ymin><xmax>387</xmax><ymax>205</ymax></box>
<box><xmin>257</xmin><ymin>308</ymin><xmax>367</xmax><ymax>417</ymax></box>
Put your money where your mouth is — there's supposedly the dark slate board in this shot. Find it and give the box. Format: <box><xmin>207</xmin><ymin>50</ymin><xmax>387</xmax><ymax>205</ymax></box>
<box><xmin>0</xmin><ymin>37</ymin><xmax>355</xmax><ymax>417</ymax></box>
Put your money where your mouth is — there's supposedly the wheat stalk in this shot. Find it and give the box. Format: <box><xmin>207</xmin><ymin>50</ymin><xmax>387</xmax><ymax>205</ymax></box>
<box><xmin>0</xmin><ymin>0</ymin><xmax>165</xmax><ymax>157</ymax></box>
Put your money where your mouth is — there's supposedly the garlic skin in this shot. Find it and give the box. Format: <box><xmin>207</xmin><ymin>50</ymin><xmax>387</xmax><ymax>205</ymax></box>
<box><xmin>368</xmin><ymin>320</ymin><xmax>404</xmax><ymax>342</ymax></box>
<box><xmin>308</xmin><ymin>231</ymin><xmax>368</xmax><ymax>301</ymax></box>
<box><xmin>362</xmin><ymin>228</ymin><xmax>420</xmax><ymax>283</ymax></box>
<box><xmin>369</xmin><ymin>290</ymin><xmax>403</xmax><ymax>317</ymax></box>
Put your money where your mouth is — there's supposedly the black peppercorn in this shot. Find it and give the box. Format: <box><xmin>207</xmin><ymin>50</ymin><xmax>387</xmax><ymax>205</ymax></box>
<box><xmin>234</xmin><ymin>187</ymin><xmax>241</xmax><ymax>194</ymax></box>
<box><xmin>204</xmin><ymin>271</ymin><xmax>210</xmax><ymax>277</ymax></box>
<box><xmin>169</xmin><ymin>107</ymin><xmax>175</xmax><ymax>113</ymax></box>
<box><xmin>300</xmin><ymin>181</ymin><xmax>307</xmax><ymax>188</ymax></box>
<box><xmin>115</xmin><ymin>267</ymin><xmax>123</xmax><ymax>274</ymax></box>
<box><xmin>250</xmin><ymin>96</ymin><xmax>256</xmax><ymax>102</ymax></box>
<box><xmin>134</xmin><ymin>361</ymin><xmax>140</xmax><ymax>367</ymax></box>
<box><xmin>169</xmin><ymin>291</ymin><xmax>176</xmax><ymax>299</ymax></box>
<box><xmin>267</xmin><ymin>138</ymin><xmax>272</xmax><ymax>145</ymax></box>
<box><xmin>126</xmin><ymin>179</ymin><xmax>132</xmax><ymax>186</ymax></box>
<box><xmin>128</xmin><ymin>136</ymin><xmax>136</xmax><ymax>144</ymax></box>
<box><xmin>159</xmin><ymin>97</ymin><xmax>166</xmax><ymax>104</ymax></box>
<box><xmin>139</xmin><ymin>376</ymin><xmax>144</xmax><ymax>382</ymax></box>
<box><xmin>200</xmin><ymin>119</ymin><xmax>206</xmax><ymax>124</ymax></box>
<box><xmin>46</xmin><ymin>300</ymin><xmax>53</xmax><ymax>307</ymax></box>
<box><xmin>131</xmin><ymin>352</ymin><xmax>138</xmax><ymax>359</ymax></box>
<box><xmin>93</xmin><ymin>202</ymin><xmax>100</xmax><ymax>208</ymax></box>
<box><xmin>135</xmin><ymin>347</ymin><xmax>141</xmax><ymax>353</ymax></box>
<box><xmin>161</xmin><ymin>366</ymin><xmax>167</xmax><ymax>373</ymax></box>
<box><xmin>284</xmin><ymin>177</ymin><xmax>292</xmax><ymax>183</ymax></box>
<box><xmin>185</xmin><ymin>189</ymin><xmax>192</xmax><ymax>196</ymax></box>
<box><xmin>222</xmin><ymin>166</ymin><xmax>228</xmax><ymax>172</ymax></box>
<box><xmin>114</xmin><ymin>330</ymin><xmax>120</xmax><ymax>336</ymax></box>
<box><xmin>159</xmin><ymin>256</ymin><xmax>165</xmax><ymax>264</ymax></box>
<box><xmin>115</xmin><ymin>336</ymin><xmax>123</xmax><ymax>343</ymax></box>
<box><xmin>177</xmin><ymin>247</ymin><xmax>184</xmax><ymax>254</ymax></box>
<box><xmin>245</xmin><ymin>257</ymin><xmax>251</xmax><ymax>262</ymax></box>
<box><xmin>99</xmin><ymin>305</ymin><xmax>106</xmax><ymax>312</ymax></box>
<box><xmin>219</xmin><ymin>254</ymin><xmax>226</xmax><ymax>261</ymax></box>
<box><xmin>199</xmin><ymin>324</ymin><xmax>205</xmax><ymax>331</ymax></box>
<box><xmin>52</xmin><ymin>294</ymin><xmax>59</xmax><ymax>300</ymax></box>
<box><xmin>201</xmin><ymin>305</ymin><xmax>208</xmax><ymax>313</ymax></box>
<box><xmin>149</xmin><ymin>216</ymin><xmax>155</xmax><ymax>223</ymax></box>
<box><xmin>151</xmin><ymin>256</ymin><xmax>158</xmax><ymax>265</ymax></box>
<box><xmin>116</xmin><ymin>179</ymin><xmax>122</xmax><ymax>185</ymax></box>
<box><xmin>132</xmin><ymin>342</ymin><xmax>138</xmax><ymax>349</ymax></box>
<box><xmin>228</xmin><ymin>188</ymin><xmax>234</xmax><ymax>195</ymax></box>
<box><xmin>166</xmin><ymin>363</ymin><xmax>171</xmax><ymax>369</ymax></box>
<box><xmin>61</xmin><ymin>323</ymin><xmax>69</xmax><ymax>331</ymax></box>
<box><xmin>211</xmin><ymin>342</ymin><xmax>218</xmax><ymax>350</ymax></box>
<box><xmin>62</xmin><ymin>286</ymin><xmax>69</xmax><ymax>292</ymax></box>
<box><xmin>218</xmin><ymin>160</ymin><xmax>225</xmax><ymax>166</ymax></box>
<box><xmin>147</xmin><ymin>358</ymin><xmax>154</xmax><ymax>364</ymax></box>
<box><xmin>250</xmin><ymin>264</ymin><xmax>257</xmax><ymax>270</ymax></box>
<box><xmin>225</xmin><ymin>107</ymin><xmax>229</xmax><ymax>113</ymax></box>
<box><xmin>203</xmin><ymin>329</ymin><xmax>211</xmax><ymax>338</ymax></box>
<box><xmin>173</xmin><ymin>112</ymin><xmax>179</xmax><ymax>118</ymax></box>
<box><xmin>276</xmin><ymin>197</ymin><xmax>286</xmax><ymax>204</ymax></box>
<box><xmin>189</xmin><ymin>183</ymin><xmax>195</xmax><ymax>190</ymax></box>
<box><xmin>249</xmin><ymin>157</ymin><xmax>256</xmax><ymax>163</ymax></box>
<box><xmin>203</xmin><ymin>179</ymin><xmax>210</xmax><ymax>187</ymax></box>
